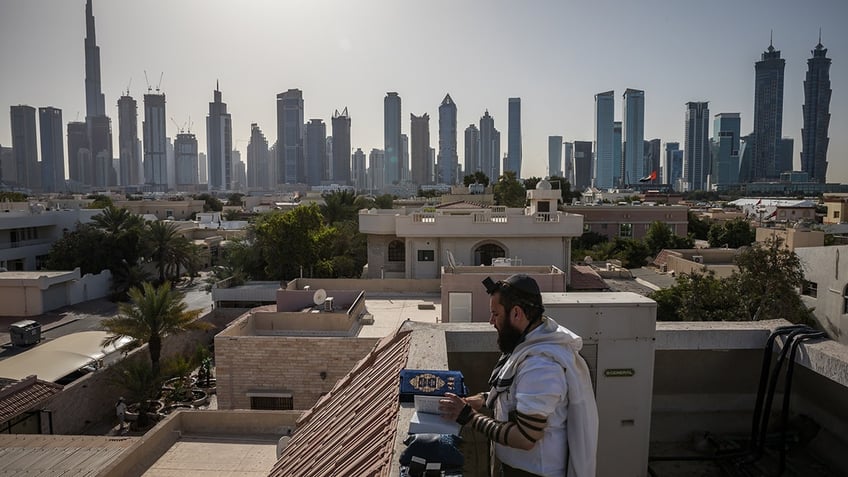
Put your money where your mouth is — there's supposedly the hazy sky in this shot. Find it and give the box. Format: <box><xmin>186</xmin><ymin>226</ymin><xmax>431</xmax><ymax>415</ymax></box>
<box><xmin>1</xmin><ymin>0</ymin><xmax>847</xmax><ymax>183</ymax></box>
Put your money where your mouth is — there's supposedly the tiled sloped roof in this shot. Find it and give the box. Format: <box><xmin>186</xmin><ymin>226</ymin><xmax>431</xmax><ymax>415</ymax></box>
<box><xmin>268</xmin><ymin>329</ymin><xmax>412</xmax><ymax>477</ymax></box>
<box><xmin>569</xmin><ymin>265</ymin><xmax>609</xmax><ymax>291</ymax></box>
<box><xmin>0</xmin><ymin>375</ymin><xmax>63</xmax><ymax>423</ymax></box>
<box><xmin>436</xmin><ymin>200</ymin><xmax>487</xmax><ymax>209</ymax></box>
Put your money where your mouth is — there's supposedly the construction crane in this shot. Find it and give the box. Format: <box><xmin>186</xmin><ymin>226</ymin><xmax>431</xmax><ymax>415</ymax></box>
<box><xmin>170</xmin><ymin>117</ymin><xmax>185</xmax><ymax>134</ymax></box>
<box><xmin>156</xmin><ymin>72</ymin><xmax>164</xmax><ymax>93</ymax></box>
<box><xmin>144</xmin><ymin>70</ymin><xmax>151</xmax><ymax>93</ymax></box>
<box><xmin>125</xmin><ymin>77</ymin><xmax>132</xmax><ymax>96</ymax></box>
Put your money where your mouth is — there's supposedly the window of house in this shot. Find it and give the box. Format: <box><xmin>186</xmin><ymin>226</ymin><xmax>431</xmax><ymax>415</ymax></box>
<box><xmin>250</xmin><ymin>395</ymin><xmax>293</xmax><ymax>410</ymax></box>
<box><xmin>388</xmin><ymin>240</ymin><xmax>405</xmax><ymax>262</ymax></box>
<box><xmin>835</xmin><ymin>211</ymin><xmax>841</xmax><ymax>219</ymax></box>
<box><xmin>619</xmin><ymin>223</ymin><xmax>633</xmax><ymax>238</ymax></box>
<box><xmin>801</xmin><ymin>281</ymin><xmax>818</xmax><ymax>298</ymax></box>
<box><xmin>417</xmin><ymin>250</ymin><xmax>434</xmax><ymax>262</ymax></box>
<box><xmin>583</xmin><ymin>223</ymin><xmax>591</xmax><ymax>233</ymax></box>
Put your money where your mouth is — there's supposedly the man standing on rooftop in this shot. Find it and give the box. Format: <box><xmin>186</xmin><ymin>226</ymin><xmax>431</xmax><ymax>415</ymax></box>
<box><xmin>441</xmin><ymin>274</ymin><xmax>599</xmax><ymax>477</ymax></box>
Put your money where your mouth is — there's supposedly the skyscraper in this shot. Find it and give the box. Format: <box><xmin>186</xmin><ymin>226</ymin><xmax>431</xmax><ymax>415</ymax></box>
<box><xmin>198</xmin><ymin>152</ymin><xmax>207</xmax><ymax>185</ymax></box>
<box><xmin>83</xmin><ymin>0</ymin><xmax>112</xmax><ymax>189</ymax></box>
<box><xmin>369</xmin><ymin>149</ymin><xmax>385</xmax><ymax>191</ymax></box>
<box><xmin>622</xmin><ymin>88</ymin><xmax>645</xmax><ymax>186</ymax></box>
<box><xmin>573</xmin><ymin>141</ymin><xmax>593</xmax><ymax>191</ymax></box>
<box><xmin>0</xmin><ymin>145</ymin><xmax>14</xmax><ymax>185</ymax></box>
<box><xmin>664</xmin><ymin>142</ymin><xmax>680</xmax><ymax>186</ymax></box>
<box><xmin>593</xmin><ymin>91</ymin><xmax>615</xmax><ymax>189</ymax></box>
<box><xmin>685</xmin><ymin>102</ymin><xmax>710</xmax><ymax>191</ymax></box>
<box><xmin>401</xmin><ymin>133</ymin><xmax>409</xmax><ymax>182</ymax></box>
<box><xmin>143</xmin><ymin>92</ymin><xmax>167</xmax><ymax>191</ymax></box>
<box><xmin>117</xmin><ymin>93</ymin><xmax>139</xmax><ymax>186</ymax></box>
<box><xmin>305</xmin><ymin>119</ymin><xmax>326</xmax><ymax>186</ymax></box>
<box><xmin>232</xmin><ymin>150</ymin><xmax>246</xmax><ymax>191</ymax></box>
<box><xmin>247</xmin><ymin>123</ymin><xmax>270</xmax><ymax>190</ymax></box>
<box><xmin>479</xmin><ymin>111</ymin><xmax>500</xmax><ymax>181</ymax></box>
<box><xmin>507</xmin><ymin>98</ymin><xmax>522</xmax><ymax>177</ymax></box>
<box><xmin>438</xmin><ymin>94</ymin><xmax>457</xmax><ymax>185</ymax></box>
<box><xmin>563</xmin><ymin>142</ymin><xmax>574</xmax><ymax>184</ymax></box>
<box><xmin>548</xmin><ymin>136</ymin><xmax>563</xmax><ymax>178</ymax></box>
<box><xmin>174</xmin><ymin>132</ymin><xmax>198</xmax><ymax>186</ymax></box>
<box><xmin>612</xmin><ymin>121</ymin><xmax>622</xmax><ymax>186</ymax></box>
<box><xmin>801</xmin><ymin>36</ymin><xmax>832</xmax><ymax>183</ymax></box>
<box><xmin>10</xmin><ymin>105</ymin><xmax>38</xmax><ymax>190</ymax></box>
<box><xmin>67</xmin><ymin>121</ymin><xmax>89</xmax><ymax>186</ymax></box>
<box><xmin>384</xmin><ymin>92</ymin><xmax>402</xmax><ymax>185</ymax></box>
<box><xmin>38</xmin><ymin>107</ymin><xmax>65</xmax><ymax>192</ymax></box>
<box><xmin>711</xmin><ymin>113</ymin><xmax>741</xmax><ymax>188</ymax></box>
<box><xmin>752</xmin><ymin>39</ymin><xmax>785</xmax><ymax>181</ymax></box>
<box><xmin>352</xmin><ymin>148</ymin><xmax>366</xmax><ymax>191</ymax></box>
<box><xmin>644</xmin><ymin>138</ymin><xmax>661</xmax><ymax>182</ymax></box>
<box><xmin>331</xmin><ymin>108</ymin><xmax>351</xmax><ymax>184</ymax></box>
<box><xmin>464</xmin><ymin>124</ymin><xmax>480</xmax><ymax>178</ymax></box>
<box><xmin>276</xmin><ymin>89</ymin><xmax>304</xmax><ymax>184</ymax></box>
<box><xmin>207</xmin><ymin>84</ymin><xmax>232</xmax><ymax>191</ymax></box>
<box><xmin>410</xmin><ymin>113</ymin><xmax>431</xmax><ymax>186</ymax></box>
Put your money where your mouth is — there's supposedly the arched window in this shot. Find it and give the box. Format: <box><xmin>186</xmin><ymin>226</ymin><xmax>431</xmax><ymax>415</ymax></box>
<box><xmin>474</xmin><ymin>243</ymin><xmax>506</xmax><ymax>266</ymax></box>
<box><xmin>388</xmin><ymin>240</ymin><xmax>405</xmax><ymax>262</ymax></box>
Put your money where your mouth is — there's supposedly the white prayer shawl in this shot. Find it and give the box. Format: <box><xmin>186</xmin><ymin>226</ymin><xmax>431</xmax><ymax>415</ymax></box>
<box><xmin>487</xmin><ymin>317</ymin><xmax>599</xmax><ymax>477</ymax></box>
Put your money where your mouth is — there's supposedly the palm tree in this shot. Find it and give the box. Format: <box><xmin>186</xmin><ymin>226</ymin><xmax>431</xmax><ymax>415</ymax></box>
<box><xmin>102</xmin><ymin>282</ymin><xmax>210</xmax><ymax>375</ymax></box>
<box><xmin>92</xmin><ymin>206</ymin><xmax>145</xmax><ymax>236</ymax></box>
<box><xmin>108</xmin><ymin>360</ymin><xmax>162</xmax><ymax>429</ymax></box>
<box><xmin>146</xmin><ymin>221</ymin><xmax>192</xmax><ymax>284</ymax></box>
<box><xmin>320</xmin><ymin>190</ymin><xmax>358</xmax><ymax>224</ymax></box>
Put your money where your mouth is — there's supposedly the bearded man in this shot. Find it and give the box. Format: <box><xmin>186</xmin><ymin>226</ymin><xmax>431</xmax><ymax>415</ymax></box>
<box><xmin>440</xmin><ymin>274</ymin><xmax>598</xmax><ymax>477</ymax></box>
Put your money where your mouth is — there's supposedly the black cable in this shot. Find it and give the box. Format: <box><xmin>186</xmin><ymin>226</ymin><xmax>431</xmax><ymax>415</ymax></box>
<box><xmin>778</xmin><ymin>330</ymin><xmax>825</xmax><ymax>475</ymax></box>
<box><xmin>749</xmin><ymin>324</ymin><xmax>808</xmax><ymax>454</ymax></box>
<box><xmin>754</xmin><ymin>327</ymin><xmax>813</xmax><ymax>460</ymax></box>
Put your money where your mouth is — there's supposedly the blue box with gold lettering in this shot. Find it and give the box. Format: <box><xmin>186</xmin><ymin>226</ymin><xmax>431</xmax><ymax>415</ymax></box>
<box><xmin>399</xmin><ymin>369</ymin><xmax>467</xmax><ymax>402</ymax></box>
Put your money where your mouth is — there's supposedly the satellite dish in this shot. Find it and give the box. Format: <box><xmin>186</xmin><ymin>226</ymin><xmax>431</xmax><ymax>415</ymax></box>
<box><xmin>445</xmin><ymin>250</ymin><xmax>457</xmax><ymax>270</ymax></box>
<box><xmin>313</xmin><ymin>289</ymin><xmax>327</xmax><ymax>306</ymax></box>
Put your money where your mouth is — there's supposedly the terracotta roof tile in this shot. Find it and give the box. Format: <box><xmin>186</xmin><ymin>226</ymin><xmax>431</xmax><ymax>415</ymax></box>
<box><xmin>436</xmin><ymin>200</ymin><xmax>487</xmax><ymax>209</ymax></box>
<box><xmin>0</xmin><ymin>375</ymin><xmax>63</xmax><ymax>423</ymax></box>
<box><xmin>269</xmin><ymin>329</ymin><xmax>411</xmax><ymax>477</ymax></box>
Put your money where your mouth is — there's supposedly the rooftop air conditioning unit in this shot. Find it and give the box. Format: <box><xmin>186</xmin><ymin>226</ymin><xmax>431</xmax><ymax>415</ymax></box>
<box><xmin>543</xmin><ymin>292</ymin><xmax>656</xmax><ymax>477</ymax></box>
<box><xmin>693</xmin><ymin>255</ymin><xmax>704</xmax><ymax>264</ymax></box>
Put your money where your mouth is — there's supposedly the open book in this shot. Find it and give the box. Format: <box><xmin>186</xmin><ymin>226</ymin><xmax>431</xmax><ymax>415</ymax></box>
<box><xmin>408</xmin><ymin>395</ymin><xmax>461</xmax><ymax>435</ymax></box>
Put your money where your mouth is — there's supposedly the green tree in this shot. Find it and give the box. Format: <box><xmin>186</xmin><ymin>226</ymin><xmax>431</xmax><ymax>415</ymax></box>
<box><xmin>463</xmin><ymin>171</ymin><xmax>490</xmax><ymax>187</ymax></box>
<box><xmin>644</xmin><ymin>221</ymin><xmax>695</xmax><ymax>256</ymax></box>
<box><xmin>0</xmin><ymin>191</ymin><xmax>27</xmax><ymax>202</ymax></box>
<box><xmin>649</xmin><ymin>237</ymin><xmax>813</xmax><ymax>324</ymax></box>
<box><xmin>194</xmin><ymin>193</ymin><xmax>223</xmax><ymax>212</ymax></box>
<box><xmin>146</xmin><ymin>221</ymin><xmax>194</xmax><ymax>284</ymax></box>
<box><xmin>87</xmin><ymin>194</ymin><xmax>113</xmax><ymax>209</ymax></box>
<box><xmin>523</xmin><ymin>176</ymin><xmax>542</xmax><ymax>190</ymax></box>
<box><xmin>374</xmin><ymin>194</ymin><xmax>394</xmax><ymax>209</ymax></box>
<box><xmin>733</xmin><ymin>237</ymin><xmax>813</xmax><ymax>323</ymax></box>
<box><xmin>108</xmin><ymin>360</ymin><xmax>163</xmax><ymax>428</ymax></box>
<box><xmin>708</xmin><ymin>218</ymin><xmax>755</xmax><ymax>248</ymax></box>
<box><xmin>650</xmin><ymin>270</ymin><xmax>744</xmax><ymax>322</ymax></box>
<box><xmin>102</xmin><ymin>282</ymin><xmax>208</xmax><ymax>375</ymax></box>
<box><xmin>572</xmin><ymin>231</ymin><xmax>608</xmax><ymax>251</ymax></box>
<box><xmin>254</xmin><ymin>205</ymin><xmax>325</xmax><ymax>279</ymax></box>
<box><xmin>610</xmin><ymin>237</ymin><xmax>652</xmax><ymax>268</ymax></box>
<box><xmin>45</xmin><ymin>224</ymin><xmax>111</xmax><ymax>274</ymax></box>
<box><xmin>493</xmin><ymin>171</ymin><xmax>526</xmax><ymax>207</ymax></box>
<box><xmin>688</xmin><ymin>212</ymin><xmax>711</xmax><ymax>240</ymax></box>
<box><xmin>226</xmin><ymin>193</ymin><xmax>245</xmax><ymax>207</ymax></box>
<box><xmin>320</xmin><ymin>190</ymin><xmax>358</xmax><ymax>224</ymax></box>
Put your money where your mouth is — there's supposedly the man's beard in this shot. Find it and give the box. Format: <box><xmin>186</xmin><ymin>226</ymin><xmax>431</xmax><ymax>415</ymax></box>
<box><xmin>497</xmin><ymin>324</ymin><xmax>524</xmax><ymax>354</ymax></box>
